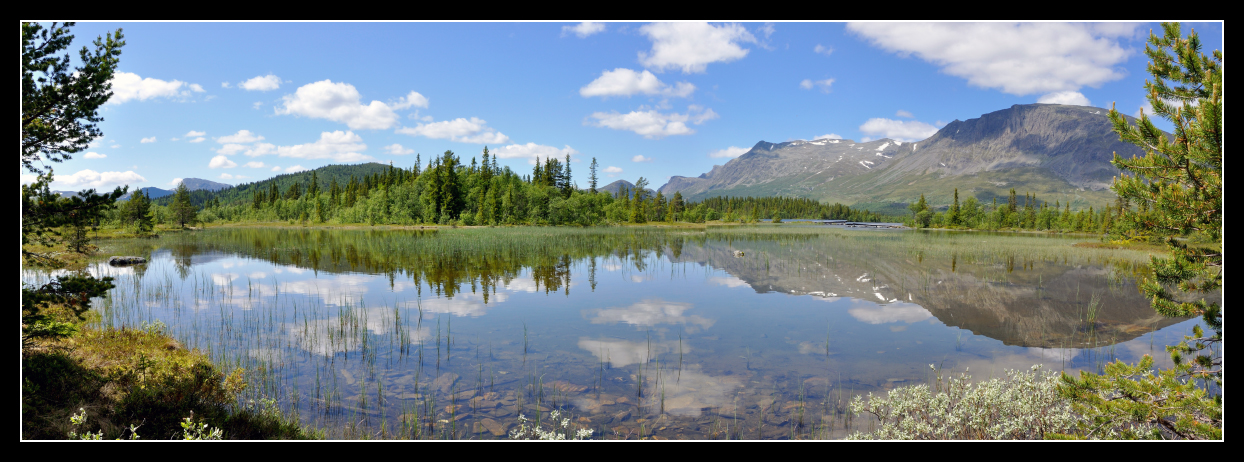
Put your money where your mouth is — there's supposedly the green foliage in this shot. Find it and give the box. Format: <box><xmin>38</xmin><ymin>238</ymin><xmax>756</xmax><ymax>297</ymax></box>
<box><xmin>21</xmin><ymin>22</ymin><xmax>124</xmax><ymax>175</ymax></box>
<box><xmin>169</xmin><ymin>183</ymin><xmax>198</xmax><ymax>228</ymax></box>
<box><xmin>1057</xmin><ymin>355</ymin><xmax>1220</xmax><ymax>439</ymax></box>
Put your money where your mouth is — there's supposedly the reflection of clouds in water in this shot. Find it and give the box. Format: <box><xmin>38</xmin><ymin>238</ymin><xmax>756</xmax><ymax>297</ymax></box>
<box><xmin>288</xmin><ymin>307</ymin><xmax>431</xmax><ymax>356</ymax></box>
<box><xmin>578</xmin><ymin>337</ymin><xmax>688</xmax><ymax>368</ymax></box>
<box><xmin>630</xmin><ymin>274</ymin><xmax>649</xmax><ymax>283</ymax></box>
<box><xmin>248</xmin><ymin>272</ymin><xmax>268</xmax><ymax>279</ymax></box>
<box><xmin>707</xmin><ymin>275</ymin><xmax>749</xmax><ymax>289</ymax></box>
<box><xmin>847</xmin><ymin>300</ymin><xmax>933</xmax><ymax>324</ymax></box>
<box><xmin>410</xmin><ymin>292</ymin><xmax>508</xmax><ymax>317</ymax></box>
<box><xmin>798</xmin><ymin>341</ymin><xmax>824</xmax><ymax>355</ymax></box>
<box><xmin>212</xmin><ymin>273</ymin><xmax>239</xmax><ymax>286</ymax></box>
<box><xmin>505</xmin><ymin>277</ymin><xmax>540</xmax><ymax>293</ymax></box>
<box><xmin>277</xmin><ymin>274</ymin><xmax>371</xmax><ymax>299</ymax></box>
<box><xmin>585</xmin><ymin>299</ymin><xmax>714</xmax><ymax>332</ymax></box>
<box><xmin>644</xmin><ymin>365</ymin><xmax>741</xmax><ymax>417</ymax></box>
<box><xmin>273</xmin><ymin>266</ymin><xmax>305</xmax><ymax>274</ymax></box>
<box><xmin>601</xmin><ymin>262</ymin><xmax>622</xmax><ymax>272</ymax></box>
<box><xmin>221</xmin><ymin>261</ymin><xmax>236</xmax><ymax>269</ymax></box>
<box><xmin>1027</xmin><ymin>347</ymin><xmax>1081</xmax><ymax>361</ymax></box>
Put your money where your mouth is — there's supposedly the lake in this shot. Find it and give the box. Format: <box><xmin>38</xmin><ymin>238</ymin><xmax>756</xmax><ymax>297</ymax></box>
<box><xmin>23</xmin><ymin>225</ymin><xmax>1207</xmax><ymax>439</ymax></box>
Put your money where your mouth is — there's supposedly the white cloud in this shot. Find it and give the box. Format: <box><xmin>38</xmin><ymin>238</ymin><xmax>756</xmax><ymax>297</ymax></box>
<box><xmin>638</xmin><ymin>22</ymin><xmax>756</xmax><ymax>73</ymax></box>
<box><xmin>83</xmin><ymin>152</ymin><xmax>106</xmax><ymax>159</ymax></box>
<box><xmin>1037</xmin><ymin>91</ymin><xmax>1091</xmax><ymax>106</ymax></box>
<box><xmin>396</xmin><ymin>117</ymin><xmax>510</xmax><ymax>144</ymax></box>
<box><xmin>253</xmin><ymin>102</ymin><xmax>263</xmax><ymax>110</ymax></box>
<box><xmin>108</xmin><ymin>72</ymin><xmax>201</xmax><ymax>103</ymax></box>
<box><xmin>189</xmin><ymin>137</ymin><xmax>206</xmax><ymax>143</ymax></box>
<box><xmin>632</xmin><ymin>155</ymin><xmax>653</xmax><ymax>162</ymax></box>
<box><xmin>391</xmin><ymin>91</ymin><xmax>429</xmax><ymax>110</ymax></box>
<box><xmin>847</xmin><ymin>22</ymin><xmax>1132</xmax><ymax>95</ymax></box>
<box><xmin>580</xmin><ymin>68</ymin><xmax>695</xmax><ymax>98</ymax></box>
<box><xmin>277</xmin><ymin>80</ymin><xmax>406</xmax><ymax>130</ymax></box>
<box><xmin>209</xmin><ymin>155</ymin><xmax>238</xmax><ymax>169</ymax></box>
<box><xmin>189</xmin><ymin>84</ymin><xmax>205</xmax><ymax>93</ymax></box>
<box><xmin>563</xmin><ymin>22</ymin><xmax>605</xmax><ymax>38</ymax></box>
<box><xmin>243</xmin><ymin>161</ymin><xmax>265</xmax><ymax>168</ymax></box>
<box><xmin>859</xmin><ymin>118</ymin><xmax>940</xmax><ymax>142</ymax></box>
<box><xmin>814</xmin><ymin>133</ymin><xmax>842</xmax><ymax>140</ymax></box>
<box><xmin>215</xmin><ymin>130</ymin><xmax>265</xmax><ymax>144</ymax></box>
<box><xmin>588</xmin><ymin>106</ymin><xmax>718</xmax><ymax>139</ymax></box>
<box><xmin>492</xmin><ymin>143</ymin><xmax>579</xmax><ymax>165</ymax></box>
<box><xmin>262</xmin><ymin>131</ymin><xmax>370</xmax><ymax>162</ymax></box>
<box><xmin>51</xmin><ymin>169</ymin><xmax>145</xmax><ymax>190</ymax></box>
<box><xmin>168</xmin><ymin>178</ymin><xmax>183</xmax><ymax>187</ymax></box>
<box><xmin>603</xmin><ymin>166</ymin><xmax>623</xmax><ymax>173</ymax></box>
<box><xmin>847</xmin><ymin>301</ymin><xmax>933</xmax><ymax>324</ymax></box>
<box><xmin>708</xmin><ymin>146</ymin><xmax>749</xmax><ymax>159</ymax></box>
<box><xmin>221</xmin><ymin>82</ymin><xmax>230</xmax><ymax>88</ymax></box>
<box><xmin>284</xmin><ymin>165</ymin><xmax>308</xmax><ymax>173</ymax></box>
<box><xmin>271</xmin><ymin>166</ymin><xmax>282</xmax><ymax>172</ymax></box>
<box><xmin>140</xmin><ymin>136</ymin><xmax>156</xmax><ymax>143</ymax></box>
<box><xmin>814</xmin><ymin>44</ymin><xmax>834</xmax><ymax>56</ymax></box>
<box><xmin>185</xmin><ymin>130</ymin><xmax>206</xmax><ymax>137</ymax></box>
<box><xmin>219</xmin><ymin>173</ymin><xmax>247</xmax><ymax>180</ymax></box>
<box><xmin>896</xmin><ymin>109</ymin><xmax>914</xmax><ymax>118</ymax></box>
<box><xmin>383</xmin><ymin>144</ymin><xmax>415</xmax><ymax>155</ymax></box>
<box><xmin>800</xmin><ymin>78</ymin><xmax>835</xmax><ymax>93</ymax></box>
<box><xmin>239</xmin><ymin>74</ymin><xmax>281</xmax><ymax>91</ymax></box>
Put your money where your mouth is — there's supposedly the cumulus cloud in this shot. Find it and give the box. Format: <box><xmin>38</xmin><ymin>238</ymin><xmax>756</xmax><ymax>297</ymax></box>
<box><xmin>208</xmin><ymin>155</ymin><xmax>238</xmax><ymax>169</ymax></box>
<box><xmin>859</xmin><ymin>118</ymin><xmax>940</xmax><ymax>142</ymax></box>
<box><xmin>632</xmin><ymin>155</ymin><xmax>653</xmax><ymax>162</ymax></box>
<box><xmin>708</xmin><ymin>146</ymin><xmax>749</xmax><ymax>159</ymax></box>
<box><xmin>284</xmin><ymin>165</ymin><xmax>308</xmax><ymax>173</ymax></box>
<box><xmin>491</xmin><ymin>143</ymin><xmax>579</xmax><ymax>165</ymax></box>
<box><xmin>215</xmin><ymin>131</ymin><xmax>371</xmax><ymax>162</ymax></box>
<box><xmin>587</xmin><ymin>106</ymin><xmax>718</xmax><ymax>139</ymax></box>
<box><xmin>1037</xmin><ymin>90</ymin><xmax>1091</xmax><ymax>106</ymax></box>
<box><xmin>185</xmin><ymin>130</ymin><xmax>206</xmax><ymax>138</ymax></box>
<box><xmin>215</xmin><ymin>130</ymin><xmax>265</xmax><ymax>144</ymax></box>
<box><xmin>814</xmin><ymin>44</ymin><xmax>834</xmax><ymax>56</ymax></box>
<box><xmin>243</xmin><ymin>161</ymin><xmax>265</xmax><ymax>168</ymax></box>
<box><xmin>580</xmin><ymin>68</ymin><xmax>695</xmax><ymax>98</ymax></box>
<box><xmin>189</xmin><ymin>137</ymin><xmax>206</xmax><ymax>143</ymax></box>
<box><xmin>847</xmin><ymin>22</ymin><xmax>1133</xmax><ymax>95</ymax></box>
<box><xmin>169</xmin><ymin>178</ymin><xmax>183</xmax><ymax>186</ymax></box>
<box><xmin>800</xmin><ymin>78</ymin><xmax>835</xmax><ymax>93</ymax></box>
<box><xmin>896</xmin><ymin>109</ymin><xmax>914</xmax><ymax>118</ymax></box>
<box><xmin>396</xmin><ymin>117</ymin><xmax>510</xmax><ymax>144</ymax></box>
<box><xmin>391</xmin><ymin>91</ymin><xmax>429</xmax><ymax>110</ymax></box>
<box><xmin>562</xmin><ymin>22</ymin><xmax>605</xmax><ymax>38</ymax></box>
<box><xmin>277</xmin><ymin>80</ymin><xmax>411</xmax><ymax>130</ymax></box>
<box><xmin>108</xmin><ymin>72</ymin><xmax>203</xmax><ymax>103</ymax></box>
<box><xmin>814</xmin><ymin>133</ymin><xmax>842</xmax><ymax>140</ymax></box>
<box><xmin>140</xmin><ymin>136</ymin><xmax>156</xmax><ymax>143</ymax></box>
<box><xmin>603</xmin><ymin>166</ymin><xmax>623</xmax><ymax>173</ymax></box>
<box><xmin>271</xmin><ymin>166</ymin><xmax>282</xmax><ymax>172</ymax></box>
<box><xmin>383</xmin><ymin>144</ymin><xmax>415</xmax><ymax>155</ymax></box>
<box><xmin>239</xmin><ymin>74</ymin><xmax>281</xmax><ymax>91</ymax></box>
<box><xmin>51</xmin><ymin>169</ymin><xmax>145</xmax><ymax>190</ymax></box>
<box><xmin>638</xmin><ymin>22</ymin><xmax>756</xmax><ymax>73</ymax></box>
<box><xmin>219</xmin><ymin>173</ymin><xmax>247</xmax><ymax>180</ymax></box>
<box><xmin>83</xmin><ymin>152</ymin><xmax>106</xmax><ymax>159</ymax></box>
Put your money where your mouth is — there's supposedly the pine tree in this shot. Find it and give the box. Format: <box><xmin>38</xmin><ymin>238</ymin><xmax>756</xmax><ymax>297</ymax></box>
<box><xmin>589</xmin><ymin>157</ymin><xmax>599</xmax><ymax>194</ymax></box>
<box><xmin>170</xmin><ymin>182</ymin><xmax>197</xmax><ymax>228</ymax></box>
<box><xmin>1058</xmin><ymin>23</ymin><xmax>1221</xmax><ymax>440</ymax></box>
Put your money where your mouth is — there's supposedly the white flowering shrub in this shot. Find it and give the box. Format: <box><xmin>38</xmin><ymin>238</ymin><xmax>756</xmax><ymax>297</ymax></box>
<box><xmin>508</xmin><ymin>410</ymin><xmax>594</xmax><ymax>440</ymax></box>
<box><xmin>847</xmin><ymin>365</ymin><xmax>1080</xmax><ymax>440</ymax></box>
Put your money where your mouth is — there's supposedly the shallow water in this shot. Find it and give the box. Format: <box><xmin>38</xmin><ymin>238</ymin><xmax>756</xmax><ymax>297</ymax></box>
<box><xmin>25</xmin><ymin>225</ymin><xmax>1209</xmax><ymax>439</ymax></box>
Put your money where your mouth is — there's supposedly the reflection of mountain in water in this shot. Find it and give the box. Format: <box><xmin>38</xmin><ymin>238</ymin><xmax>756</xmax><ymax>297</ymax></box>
<box><xmin>668</xmin><ymin>238</ymin><xmax>1189</xmax><ymax>348</ymax></box>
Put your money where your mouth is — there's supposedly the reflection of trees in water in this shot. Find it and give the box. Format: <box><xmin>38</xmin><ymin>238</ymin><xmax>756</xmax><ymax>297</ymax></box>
<box><xmin>155</xmin><ymin>227</ymin><xmax>689</xmax><ymax>303</ymax></box>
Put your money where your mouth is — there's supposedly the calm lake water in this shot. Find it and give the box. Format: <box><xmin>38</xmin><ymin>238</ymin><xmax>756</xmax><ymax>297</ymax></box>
<box><xmin>24</xmin><ymin>225</ymin><xmax>1209</xmax><ymax>439</ymax></box>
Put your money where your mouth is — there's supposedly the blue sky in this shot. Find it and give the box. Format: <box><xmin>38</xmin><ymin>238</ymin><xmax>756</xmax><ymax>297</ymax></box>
<box><xmin>25</xmin><ymin>21</ymin><xmax>1223</xmax><ymax>193</ymax></box>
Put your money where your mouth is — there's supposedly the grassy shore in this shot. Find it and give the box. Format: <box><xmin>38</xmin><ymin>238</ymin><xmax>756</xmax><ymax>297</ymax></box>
<box><xmin>21</xmin><ymin>241</ymin><xmax>321</xmax><ymax>440</ymax></box>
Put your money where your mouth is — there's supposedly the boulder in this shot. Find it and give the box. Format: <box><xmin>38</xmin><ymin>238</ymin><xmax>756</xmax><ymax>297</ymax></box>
<box><xmin>108</xmin><ymin>256</ymin><xmax>147</xmax><ymax>266</ymax></box>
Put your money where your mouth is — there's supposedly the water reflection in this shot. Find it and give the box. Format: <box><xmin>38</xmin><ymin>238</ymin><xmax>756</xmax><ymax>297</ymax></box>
<box><xmin>35</xmin><ymin>226</ymin><xmax>1209</xmax><ymax>439</ymax></box>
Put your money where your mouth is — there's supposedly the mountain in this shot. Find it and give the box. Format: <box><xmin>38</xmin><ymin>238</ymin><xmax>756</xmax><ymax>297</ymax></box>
<box><xmin>598</xmin><ymin>179</ymin><xmax>655</xmax><ymax>197</ymax></box>
<box><xmin>119</xmin><ymin>187</ymin><xmax>173</xmax><ymax>201</ymax></box>
<box><xmin>179</xmin><ymin>178</ymin><xmax>232</xmax><ymax>192</ymax></box>
<box><xmin>660</xmin><ymin>104</ymin><xmax>1155</xmax><ymax>210</ymax></box>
